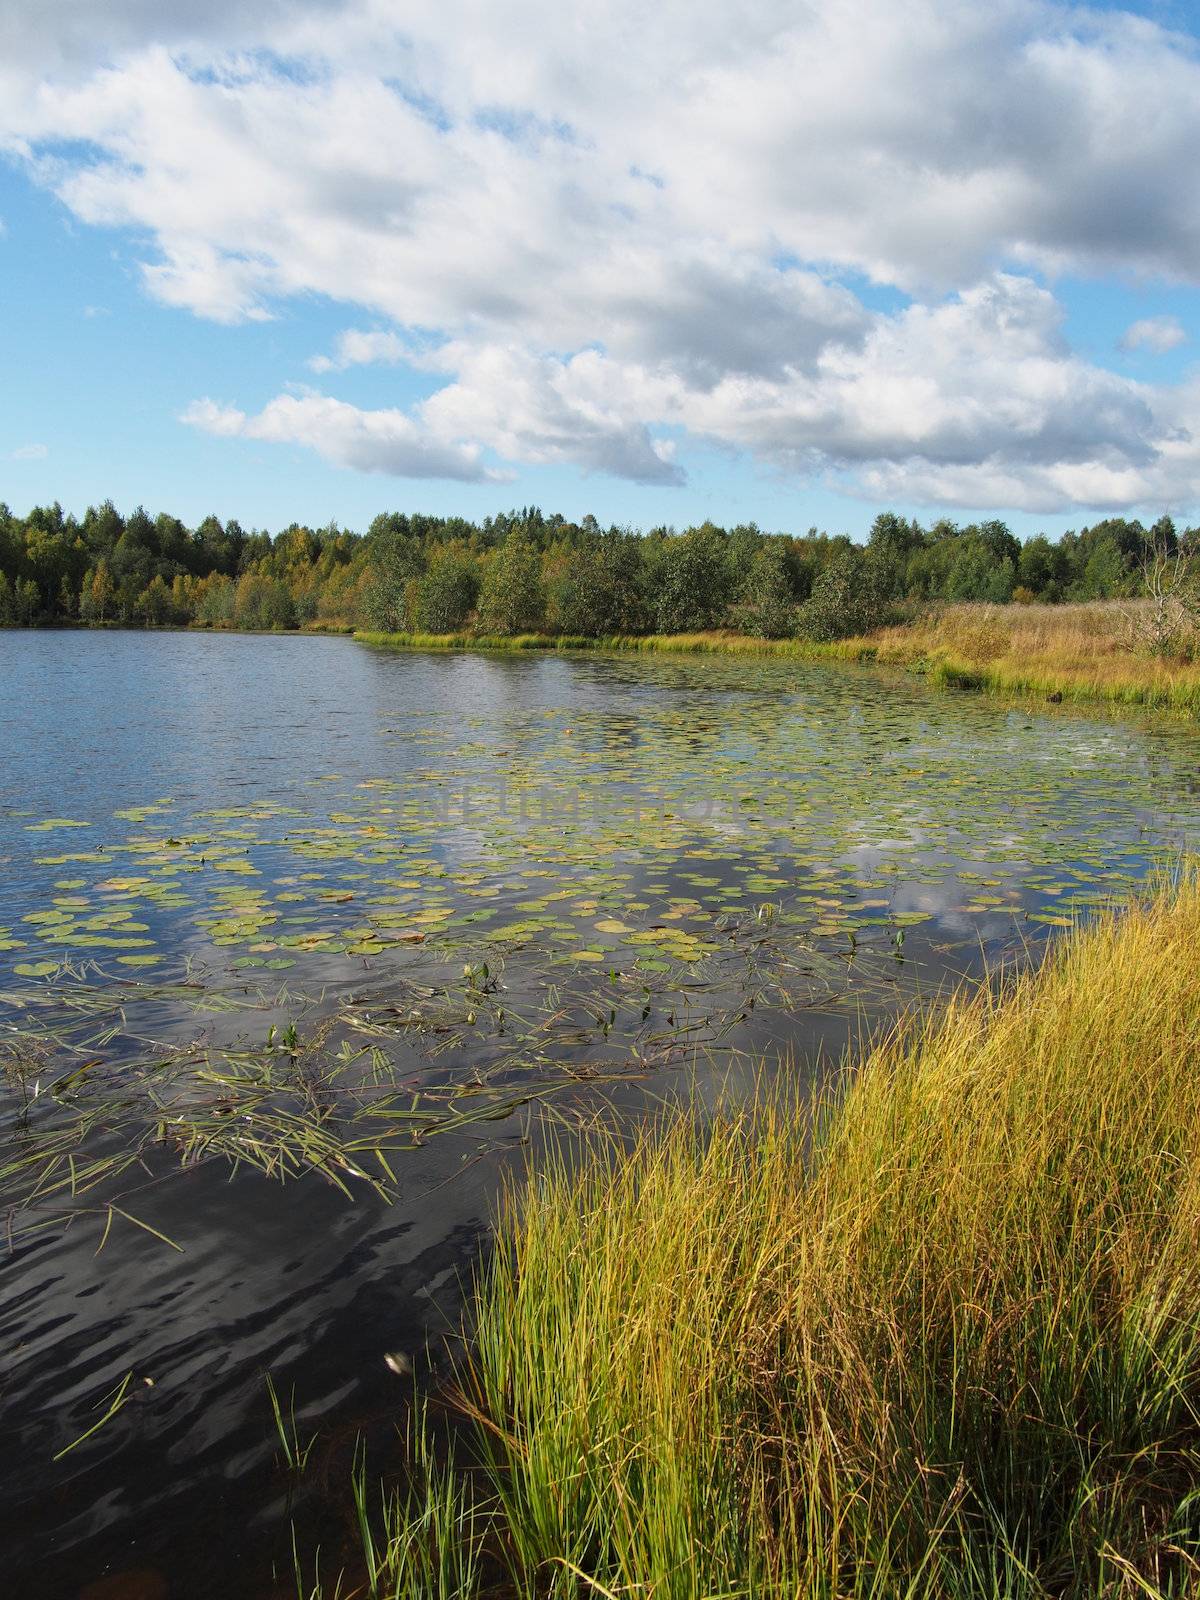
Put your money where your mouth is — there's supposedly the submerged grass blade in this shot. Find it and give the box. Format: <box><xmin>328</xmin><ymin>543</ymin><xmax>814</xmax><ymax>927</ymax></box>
<box><xmin>52</xmin><ymin>1372</ymin><xmax>134</xmax><ymax>1463</ymax></box>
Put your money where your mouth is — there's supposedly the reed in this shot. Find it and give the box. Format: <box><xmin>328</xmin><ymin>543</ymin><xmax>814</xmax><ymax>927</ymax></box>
<box><xmin>865</xmin><ymin>601</ymin><xmax>1200</xmax><ymax>713</ymax></box>
<box><xmin>343</xmin><ymin>875</ymin><xmax>1200</xmax><ymax>1597</ymax></box>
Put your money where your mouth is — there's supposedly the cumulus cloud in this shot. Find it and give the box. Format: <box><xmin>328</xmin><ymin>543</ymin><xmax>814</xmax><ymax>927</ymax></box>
<box><xmin>308</xmin><ymin>329</ymin><xmax>414</xmax><ymax>373</ymax></box>
<box><xmin>683</xmin><ymin>279</ymin><xmax>1162</xmax><ymax>471</ymax></box>
<box><xmin>1120</xmin><ymin>316</ymin><xmax>1188</xmax><ymax>354</ymax></box>
<box><xmin>9</xmin><ymin>442</ymin><xmax>49</xmax><ymax>460</ymax></box>
<box><xmin>575</xmin><ymin>276</ymin><xmax>1196</xmax><ymax>512</ymax></box>
<box><xmin>421</xmin><ymin>344</ymin><xmax>685</xmax><ymax>485</ymax></box>
<box><xmin>7</xmin><ymin>0</ymin><xmax>1200</xmax><ymax>506</ymax></box>
<box><xmin>180</xmin><ymin>393</ymin><xmax>500</xmax><ymax>480</ymax></box>
<box><xmin>180</xmin><ymin>275</ymin><xmax>1200</xmax><ymax>509</ymax></box>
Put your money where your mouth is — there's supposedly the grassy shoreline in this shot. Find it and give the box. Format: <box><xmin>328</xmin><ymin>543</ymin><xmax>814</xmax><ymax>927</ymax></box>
<box><xmin>355</xmin><ymin>602</ymin><xmax>1200</xmax><ymax>715</ymax></box>
<box><xmin>341</xmin><ymin>876</ymin><xmax>1200</xmax><ymax>1597</ymax></box>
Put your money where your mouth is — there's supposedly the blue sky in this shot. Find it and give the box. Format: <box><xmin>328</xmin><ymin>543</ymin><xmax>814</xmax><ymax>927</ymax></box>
<box><xmin>3</xmin><ymin>0</ymin><xmax>1200</xmax><ymax>539</ymax></box>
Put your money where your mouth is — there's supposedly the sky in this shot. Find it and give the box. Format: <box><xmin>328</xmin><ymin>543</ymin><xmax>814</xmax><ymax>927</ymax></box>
<box><xmin>3</xmin><ymin>0</ymin><xmax>1200</xmax><ymax>539</ymax></box>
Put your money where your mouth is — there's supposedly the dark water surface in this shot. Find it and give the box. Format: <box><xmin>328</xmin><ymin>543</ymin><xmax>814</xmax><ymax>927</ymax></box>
<box><xmin>2</xmin><ymin>631</ymin><xmax>1199</xmax><ymax>1598</ymax></box>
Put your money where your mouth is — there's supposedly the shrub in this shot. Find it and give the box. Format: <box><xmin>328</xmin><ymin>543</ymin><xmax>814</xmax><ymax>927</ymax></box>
<box><xmin>411</xmin><ymin>548</ymin><xmax>480</xmax><ymax>633</ymax></box>
<box><xmin>477</xmin><ymin>535</ymin><xmax>544</xmax><ymax>634</ymax></box>
<box><xmin>653</xmin><ymin>526</ymin><xmax>733</xmax><ymax>633</ymax></box>
<box><xmin>799</xmin><ymin>547</ymin><xmax>893</xmax><ymax>640</ymax></box>
<box><xmin>741</xmin><ymin>543</ymin><xmax>798</xmax><ymax>638</ymax></box>
<box><xmin>547</xmin><ymin>533</ymin><xmax>647</xmax><ymax>636</ymax></box>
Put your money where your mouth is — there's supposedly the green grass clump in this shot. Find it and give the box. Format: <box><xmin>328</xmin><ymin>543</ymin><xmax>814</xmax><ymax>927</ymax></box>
<box><xmin>929</xmin><ymin>656</ymin><xmax>988</xmax><ymax>691</ymax></box>
<box><xmin>353</xmin><ymin>626</ymin><xmax>880</xmax><ymax>662</ymax></box>
<box><xmin>354</xmin><ymin>630</ymin><xmax>588</xmax><ymax>652</ymax></box>
<box><xmin>346</xmin><ymin>878</ymin><xmax>1200</xmax><ymax>1598</ymax></box>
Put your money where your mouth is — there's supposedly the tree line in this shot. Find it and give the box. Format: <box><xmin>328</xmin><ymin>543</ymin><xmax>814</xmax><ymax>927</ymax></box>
<box><xmin>1</xmin><ymin>500</ymin><xmax>1196</xmax><ymax>641</ymax></box>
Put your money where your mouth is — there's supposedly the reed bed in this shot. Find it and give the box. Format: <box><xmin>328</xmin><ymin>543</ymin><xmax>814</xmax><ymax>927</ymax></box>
<box><xmin>864</xmin><ymin>601</ymin><xmax>1200</xmax><ymax>713</ymax></box>
<box><xmin>339</xmin><ymin>875</ymin><xmax>1200</xmax><ymax>1598</ymax></box>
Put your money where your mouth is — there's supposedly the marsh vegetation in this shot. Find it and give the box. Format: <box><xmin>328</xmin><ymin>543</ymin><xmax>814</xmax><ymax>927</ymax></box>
<box><xmin>325</xmin><ymin>877</ymin><xmax>1200</xmax><ymax>1600</ymax></box>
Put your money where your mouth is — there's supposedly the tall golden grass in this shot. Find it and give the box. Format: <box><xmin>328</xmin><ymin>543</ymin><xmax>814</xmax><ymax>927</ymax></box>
<box><xmin>333</xmin><ymin>876</ymin><xmax>1200</xmax><ymax>1598</ymax></box>
<box><xmin>863</xmin><ymin>601</ymin><xmax>1200</xmax><ymax>712</ymax></box>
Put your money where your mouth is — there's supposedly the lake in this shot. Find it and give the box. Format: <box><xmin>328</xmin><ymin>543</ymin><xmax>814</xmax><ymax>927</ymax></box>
<box><xmin>2</xmin><ymin>630</ymin><xmax>1199</xmax><ymax>1598</ymax></box>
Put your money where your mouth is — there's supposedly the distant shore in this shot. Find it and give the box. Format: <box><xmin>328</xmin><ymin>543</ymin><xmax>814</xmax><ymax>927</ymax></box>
<box><xmin>355</xmin><ymin>599</ymin><xmax>1200</xmax><ymax>715</ymax></box>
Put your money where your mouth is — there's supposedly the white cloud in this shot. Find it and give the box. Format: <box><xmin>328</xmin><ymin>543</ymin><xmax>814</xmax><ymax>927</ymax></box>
<box><xmin>568</xmin><ymin>275</ymin><xmax>1199</xmax><ymax>512</ymax></box>
<box><xmin>1120</xmin><ymin>316</ymin><xmax>1188</xmax><ymax>354</ymax></box>
<box><xmin>681</xmin><ymin>278</ymin><xmax>1163</xmax><ymax>470</ymax></box>
<box><xmin>7</xmin><ymin>1</ymin><xmax>1200</xmax><ymax>507</ymax></box>
<box><xmin>179</xmin><ymin>397</ymin><xmax>246</xmax><ymax>437</ymax></box>
<box><xmin>180</xmin><ymin>392</ymin><xmax>500</xmax><ymax>480</ymax></box>
<box><xmin>9</xmin><ymin>442</ymin><xmax>49</xmax><ymax>460</ymax></box>
<box><xmin>308</xmin><ymin>329</ymin><xmax>415</xmax><ymax>372</ymax></box>
<box><xmin>420</xmin><ymin>343</ymin><xmax>685</xmax><ymax>485</ymax></box>
<box><xmin>182</xmin><ymin>275</ymin><xmax>1200</xmax><ymax>508</ymax></box>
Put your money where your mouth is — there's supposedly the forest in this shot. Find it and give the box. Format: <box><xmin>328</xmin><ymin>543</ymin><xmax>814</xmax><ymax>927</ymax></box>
<box><xmin>0</xmin><ymin>499</ymin><xmax>1196</xmax><ymax>641</ymax></box>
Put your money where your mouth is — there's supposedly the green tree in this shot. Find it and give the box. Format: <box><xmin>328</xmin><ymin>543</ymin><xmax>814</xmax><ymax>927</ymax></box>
<box><xmin>23</xmin><ymin>514</ymin><xmax>80</xmax><ymax>614</ymax></box>
<box><xmin>362</xmin><ymin>528</ymin><xmax>424</xmax><ymax>632</ymax></box>
<box><xmin>800</xmin><ymin>547</ymin><xmax>893</xmax><ymax>641</ymax></box>
<box><xmin>194</xmin><ymin>514</ymin><xmax>241</xmax><ymax>576</ymax></box>
<box><xmin>478</xmin><ymin>535</ymin><xmax>545</xmax><ymax>634</ymax></box>
<box><xmin>946</xmin><ymin>538</ymin><xmax>1015</xmax><ymax>603</ymax></box>
<box><xmin>153</xmin><ymin>511</ymin><xmax>191</xmax><ymax>570</ymax></box>
<box><xmin>1073</xmin><ymin>536</ymin><xmax>1127</xmax><ymax>600</ymax></box>
<box><xmin>411</xmin><ymin>547</ymin><xmax>480</xmax><ymax>633</ymax></box>
<box><xmin>12</xmin><ymin>576</ymin><xmax>41</xmax><ymax>625</ymax></box>
<box><xmin>135</xmin><ymin>574</ymin><xmax>176</xmax><ymax>626</ymax></box>
<box><xmin>234</xmin><ymin>573</ymin><xmax>295</xmax><ymax>630</ymax></box>
<box><xmin>111</xmin><ymin>508</ymin><xmax>155</xmax><ymax>603</ymax></box>
<box><xmin>81</xmin><ymin>499</ymin><xmax>125</xmax><ymax>559</ymax></box>
<box><xmin>653</xmin><ymin>525</ymin><xmax>732</xmax><ymax>633</ymax></box>
<box><xmin>80</xmin><ymin>561</ymin><xmax>116</xmax><ymax>622</ymax></box>
<box><xmin>970</xmin><ymin>519</ymin><xmax>1021</xmax><ymax>568</ymax></box>
<box><xmin>197</xmin><ymin>575</ymin><xmax>236</xmax><ymax>627</ymax></box>
<box><xmin>867</xmin><ymin>512</ymin><xmax>923</xmax><ymax>598</ymax></box>
<box><xmin>547</xmin><ymin>531</ymin><xmax>647</xmax><ymax>636</ymax></box>
<box><xmin>1017</xmin><ymin>535</ymin><xmax>1066</xmax><ymax>601</ymax></box>
<box><xmin>741</xmin><ymin>543</ymin><xmax>798</xmax><ymax>638</ymax></box>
